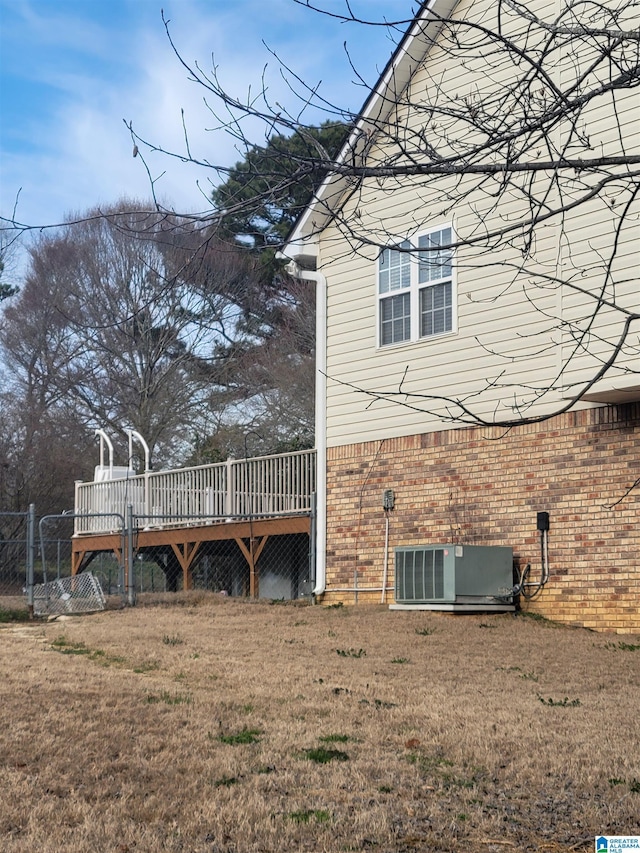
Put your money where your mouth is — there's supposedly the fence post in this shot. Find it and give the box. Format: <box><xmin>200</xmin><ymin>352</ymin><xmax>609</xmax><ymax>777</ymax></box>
<box><xmin>26</xmin><ymin>503</ymin><xmax>36</xmax><ymax>618</ymax></box>
<box><xmin>127</xmin><ymin>504</ymin><xmax>136</xmax><ymax>606</ymax></box>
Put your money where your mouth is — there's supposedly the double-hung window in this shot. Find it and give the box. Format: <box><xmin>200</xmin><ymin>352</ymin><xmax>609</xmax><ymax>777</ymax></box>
<box><xmin>378</xmin><ymin>225</ymin><xmax>454</xmax><ymax>347</ymax></box>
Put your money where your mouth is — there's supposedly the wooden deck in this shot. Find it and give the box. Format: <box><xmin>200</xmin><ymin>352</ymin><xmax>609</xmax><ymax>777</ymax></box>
<box><xmin>72</xmin><ymin>450</ymin><xmax>316</xmax><ymax>596</ymax></box>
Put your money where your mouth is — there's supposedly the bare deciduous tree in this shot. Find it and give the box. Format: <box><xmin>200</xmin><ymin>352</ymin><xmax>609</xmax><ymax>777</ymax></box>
<box><xmin>1</xmin><ymin>205</ymin><xmax>217</xmax><ymax>468</ymax></box>
<box><xmin>0</xmin><ymin>200</ymin><xmax>316</xmax><ymax>507</ymax></box>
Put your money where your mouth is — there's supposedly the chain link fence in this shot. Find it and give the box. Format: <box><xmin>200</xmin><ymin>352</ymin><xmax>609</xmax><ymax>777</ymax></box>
<box><xmin>134</xmin><ymin>531</ymin><xmax>312</xmax><ymax>598</ymax></box>
<box><xmin>0</xmin><ymin>508</ymin><xmax>116</xmax><ymax>614</ymax></box>
<box><xmin>33</xmin><ymin>573</ymin><xmax>106</xmax><ymax>616</ymax></box>
<box><xmin>1</xmin><ymin>506</ymin><xmax>313</xmax><ymax>613</ymax></box>
<box><xmin>0</xmin><ymin>510</ymin><xmax>31</xmax><ymax>608</ymax></box>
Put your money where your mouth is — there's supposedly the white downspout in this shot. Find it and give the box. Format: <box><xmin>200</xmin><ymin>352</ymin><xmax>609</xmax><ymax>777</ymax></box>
<box><xmin>297</xmin><ymin>269</ymin><xmax>327</xmax><ymax>598</ymax></box>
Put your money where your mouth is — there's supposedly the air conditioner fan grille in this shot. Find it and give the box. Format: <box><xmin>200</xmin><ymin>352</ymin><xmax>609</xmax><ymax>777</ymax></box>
<box><xmin>396</xmin><ymin>548</ymin><xmax>445</xmax><ymax>601</ymax></box>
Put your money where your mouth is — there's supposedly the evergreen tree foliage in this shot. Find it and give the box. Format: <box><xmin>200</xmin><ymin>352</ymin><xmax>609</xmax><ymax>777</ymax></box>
<box><xmin>211</xmin><ymin>121</ymin><xmax>349</xmax><ymax>248</ymax></box>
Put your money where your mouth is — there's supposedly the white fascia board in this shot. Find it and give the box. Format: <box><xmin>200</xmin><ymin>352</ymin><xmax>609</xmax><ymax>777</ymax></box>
<box><xmin>277</xmin><ymin>235</ymin><xmax>318</xmax><ymax>269</ymax></box>
<box><xmin>284</xmin><ymin>0</ymin><xmax>458</xmax><ymax>259</ymax></box>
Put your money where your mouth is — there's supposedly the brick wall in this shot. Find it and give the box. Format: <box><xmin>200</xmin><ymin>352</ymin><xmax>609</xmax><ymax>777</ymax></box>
<box><xmin>324</xmin><ymin>404</ymin><xmax>640</xmax><ymax>633</ymax></box>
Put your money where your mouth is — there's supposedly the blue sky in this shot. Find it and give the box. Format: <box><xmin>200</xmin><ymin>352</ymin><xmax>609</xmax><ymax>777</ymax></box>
<box><xmin>0</xmin><ymin>0</ymin><xmax>419</xmax><ymax>232</ymax></box>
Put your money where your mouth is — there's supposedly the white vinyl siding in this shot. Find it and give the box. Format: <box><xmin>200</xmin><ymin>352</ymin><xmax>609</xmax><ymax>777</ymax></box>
<box><xmin>308</xmin><ymin>0</ymin><xmax>638</xmax><ymax>447</ymax></box>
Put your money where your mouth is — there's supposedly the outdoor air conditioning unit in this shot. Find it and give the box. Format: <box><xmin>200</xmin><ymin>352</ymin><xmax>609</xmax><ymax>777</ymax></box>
<box><xmin>390</xmin><ymin>544</ymin><xmax>515</xmax><ymax>612</ymax></box>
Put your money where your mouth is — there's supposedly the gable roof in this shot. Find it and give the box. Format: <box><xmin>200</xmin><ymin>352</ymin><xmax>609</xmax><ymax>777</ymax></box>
<box><xmin>283</xmin><ymin>0</ymin><xmax>458</xmax><ymax>267</ymax></box>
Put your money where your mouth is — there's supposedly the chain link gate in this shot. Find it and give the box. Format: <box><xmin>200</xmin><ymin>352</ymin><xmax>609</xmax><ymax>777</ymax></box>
<box><xmin>32</xmin><ymin>572</ymin><xmax>107</xmax><ymax>617</ymax></box>
<box><xmin>38</xmin><ymin>511</ymin><xmax>129</xmax><ymax>614</ymax></box>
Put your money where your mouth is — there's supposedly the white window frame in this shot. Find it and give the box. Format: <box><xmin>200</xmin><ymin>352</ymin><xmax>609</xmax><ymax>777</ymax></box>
<box><xmin>377</xmin><ymin>224</ymin><xmax>456</xmax><ymax>348</ymax></box>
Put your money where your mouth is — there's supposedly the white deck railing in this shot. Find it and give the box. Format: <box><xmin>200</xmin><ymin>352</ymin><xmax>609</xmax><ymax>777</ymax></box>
<box><xmin>74</xmin><ymin>449</ymin><xmax>316</xmax><ymax>535</ymax></box>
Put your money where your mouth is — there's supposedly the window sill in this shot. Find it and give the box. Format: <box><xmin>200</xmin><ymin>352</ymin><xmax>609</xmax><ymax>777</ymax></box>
<box><xmin>376</xmin><ymin>329</ymin><xmax>458</xmax><ymax>351</ymax></box>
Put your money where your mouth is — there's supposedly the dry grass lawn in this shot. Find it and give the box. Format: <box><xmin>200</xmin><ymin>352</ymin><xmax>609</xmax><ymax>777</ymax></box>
<box><xmin>0</xmin><ymin>593</ymin><xmax>639</xmax><ymax>852</ymax></box>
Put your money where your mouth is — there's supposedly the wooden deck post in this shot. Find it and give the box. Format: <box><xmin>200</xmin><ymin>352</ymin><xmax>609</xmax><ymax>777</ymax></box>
<box><xmin>236</xmin><ymin>535</ymin><xmax>269</xmax><ymax>598</ymax></box>
<box><xmin>170</xmin><ymin>541</ymin><xmax>201</xmax><ymax>590</ymax></box>
<box><xmin>71</xmin><ymin>548</ymin><xmax>86</xmax><ymax>577</ymax></box>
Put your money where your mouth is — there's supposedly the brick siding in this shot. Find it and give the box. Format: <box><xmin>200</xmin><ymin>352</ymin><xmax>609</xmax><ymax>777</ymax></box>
<box><xmin>324</xmin><ymin>404</ymin><xmax>640</xmax><ymax>633</ymax></box>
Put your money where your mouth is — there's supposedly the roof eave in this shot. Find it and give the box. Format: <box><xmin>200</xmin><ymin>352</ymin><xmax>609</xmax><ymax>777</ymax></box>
<box><xmin>282</xmin><ymin>0</ymin><xmax>457</xmax><ymax>262</ymax></box>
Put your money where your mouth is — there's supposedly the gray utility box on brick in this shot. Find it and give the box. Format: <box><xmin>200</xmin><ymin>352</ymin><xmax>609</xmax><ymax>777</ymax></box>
<box><xmin>390</xmin><ymin>544</ymin><xmax>515</xmax><ymax>613</ymax></box>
